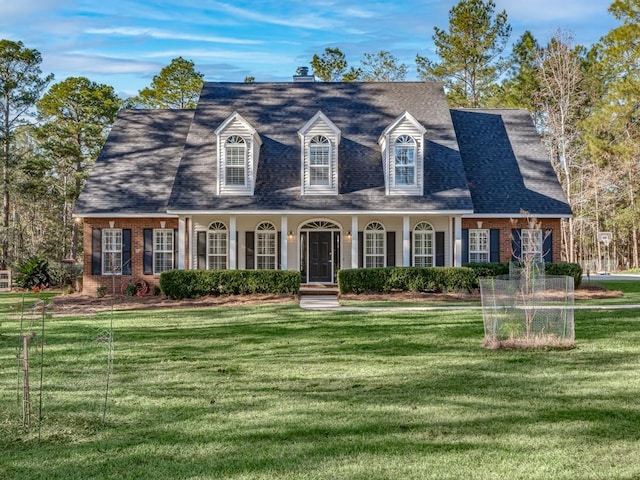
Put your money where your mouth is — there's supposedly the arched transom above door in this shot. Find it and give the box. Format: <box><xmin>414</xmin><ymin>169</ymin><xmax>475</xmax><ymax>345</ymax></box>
<box><xmin>301</xmin><ymin>220</ymin><xmax>340</xmax><ymax>230</ymax></box>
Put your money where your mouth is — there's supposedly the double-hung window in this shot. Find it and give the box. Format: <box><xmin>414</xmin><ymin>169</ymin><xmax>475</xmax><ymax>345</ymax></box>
<box><xmin>521</xmin><ymin>228</ymin><xmax>543</xmax><ymax>262</ymax></box>
<box><xmin>225</xmin><ymin>136</ymin><xmax>246</xmax><ymax>186</ymax></box>
<box><xmin>413</xmin><ymin>222</ymin><xmax>434</xmax><ymax>267</ymax></box>
<box><xmin>102</xmin><ymin>229</ymin><xmax>122</xmax><ymax>274</ymax></box>
<box><xmin>309</xmin><ymin>136</ymin><xmax>331</xmax><ymax>186</ymax></box>
<box><xmin>469</xmin><ymin>229</ymin><xmax>489</xmax><ymax>263</ymax></box>
<box><xmin>153</xmin><ymin>229</ymin><xmax>174</xmax><ymax>274</ymax></box>
<box><xmin>207</xmin><ymin>222</ymin><xmax>228</xmax><ymax>270</ymax></box>
<box><xmin>256</xmin><ymin>222</ymin><xmax>277</xmax><ymax>270</ymax></box>
<box><xmin>394</xmin><ymin>135</ymin><xmax>416</xmax><ymax>186</ymax></box>
<box><xmin>364</xmin><ymin>222</ymin><xmax>385</xmax><ymax>268</ymax></box>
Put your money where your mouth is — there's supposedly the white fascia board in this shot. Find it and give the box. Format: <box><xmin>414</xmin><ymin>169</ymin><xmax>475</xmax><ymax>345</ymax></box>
<box><xmin>378</xmin><ymin>111</ymin><xmax>427</xmax><ymax>144</ymax></box>
<box><xmin>214</xmin><ymin>111</ymin><xmax>259</xmax><ymax>139</ymax></box>
<box><xmin>167</xmin><ymin>209</ymin><xmax>474</xmax><ymax>216</ymax></box>
<box><xmin>73</xmin><ymin>213</ymin><xmax>179</xmax><ymax>219</ymax></box>
<box><xmin>298</xmin><ymin>111</ymin><xmax>341</xmax><ymax>143</ymax></box>
<box><xmin>462</xmin><ymin>213</ymin><xmax>572</xmax><ymax>219</ymax></box>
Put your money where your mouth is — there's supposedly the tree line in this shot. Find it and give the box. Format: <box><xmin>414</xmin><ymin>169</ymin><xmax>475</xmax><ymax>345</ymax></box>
<box><xmin>0</xmin><ymin>0</ymin><xmax>638</xmax><ymax>280</ymax></box>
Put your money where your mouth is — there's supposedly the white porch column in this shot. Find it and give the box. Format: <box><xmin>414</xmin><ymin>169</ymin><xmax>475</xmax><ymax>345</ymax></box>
<box><xmin>403</xmin><ymin>216</ymin><xmax>411</xmax><ymax>266</ymax></box>
<box><xmin>454</xmin><ymin>216</ymin><xmax>462</xmax><ymax>267</ymax></box>
<box><xmin>178</xmin><ymin>217</ymin><xmax>186</xmax><ymax>269</ymax></box>
<box><xmin>281</xmin><ymin>216</ymin><xmax>288</xmax><ymax>270</ymax></box>
<box><xmin>229</xmin><ymin>216</ymin><xmax>237</xmax><ymax>269</ymax></box>
<box><xmin>351</xmin><ymin>216</ymin><xmax>359</xmax><ymax>268</ymax></box>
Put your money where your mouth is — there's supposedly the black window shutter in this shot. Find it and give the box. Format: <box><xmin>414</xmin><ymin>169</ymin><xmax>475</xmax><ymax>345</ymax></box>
<box><xmin>511</xmin><ymin>228</ymin><xmax>521</xmax><ymax>262</ymax></box>
<box><xmin>197</xmin><ymin>231</ymin><xmax>207</xmax><ymax>269</ymax></box>
<box><xmin>386</xmin><ymin>231</ymin><xmax>395</xmax><ymax>267</ymax></box>
<box><xmin>277</xmin><ymin>233</ymin><xmax>282</xmax><ymax>270</ymax></box>
<box><xmin>143</xmin><ymin>229</ymin><xmax>153</xmax><ymax>274</ymax></box>
<box><xmin>245</xmin><ymin>231</ymin><xmax>255</xmax><ymax>269</ymax></box>
<box><xmin>543</xmin><ymin>229</ymin><xmax>553</xmax><ymax>263</ymax></box>
<box><xmin>358</xmin><ymin>232</ymin><xmax>363</xmax><ymax>268</ymax></box>
<box><xmin>92</xmin><ymin>228</ymin><xmax>102</xmax><ymax>275</ymax></box>
<box><xmin>122</xmin><ymin>229</ymin><xmax>132</xmax><ymax>275</ymax></box>
<box><xmin>173</xmin><ymin>229</ymin><xmax>178</xmax><ymax>269</ymax></box>
<box><xmin>435</xmin><ymin>231</ymin><xmax>445</xmax><ymax>266</ymax></box>
<box><xmin>461</xmin><ymin>228</ymin><xmax>469</xmax><ymax>265</ymax></box>
<box><xmin>490</xmin><ymin>229</ymin><xmax>500</xmax><ymax>263</ymax></box>
<box><xmin>236</xmin><ymin>231</ymin><xmax>239</xmax><ymax>270</ymax></box>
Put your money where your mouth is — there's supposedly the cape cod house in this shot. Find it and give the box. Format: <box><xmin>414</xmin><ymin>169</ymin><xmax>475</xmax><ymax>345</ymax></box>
<box><xmin>74</xmin><ymin>79</ymin><xmax>571</xmax><ymax>294</ymax></box>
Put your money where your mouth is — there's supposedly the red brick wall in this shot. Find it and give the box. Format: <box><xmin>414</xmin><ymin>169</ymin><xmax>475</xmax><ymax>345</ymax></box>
<box><xmin>461</xmin><ymin>218</ymin><xmax>562</xmax><ymax>263</ymax></box>
<box><xmin>82</xmin><ymin>218</ymin><xmax>178</xmax><ymax>295</ymax></box>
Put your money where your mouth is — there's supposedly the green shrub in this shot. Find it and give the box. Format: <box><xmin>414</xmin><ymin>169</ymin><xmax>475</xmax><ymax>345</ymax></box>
<box><xmin>159</xmin><ymin>270</ymin><xmax>301</xmax><ymax>299</ymax></box>
<box><xmin>465</xmin><ymin>262</ymin><xmax>510</xmax><ymax>280</ymax></box>
<box><xmin>546</xmin><ymin>262</ymin><xmax>583</xmax><ymax>288</ymax></box>
<box><xmin>14</xmin><ymin>256</ymin><xmax>52</xmax><ymax>289</ymax></box>
<box><xmin>338</xmin><ymin>267</ymin><xmax>476</xmax><ymax>294</ymax></box>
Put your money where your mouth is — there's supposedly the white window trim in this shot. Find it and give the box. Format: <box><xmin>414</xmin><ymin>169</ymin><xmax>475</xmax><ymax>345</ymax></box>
<box><xmin>256</xmin><ymin>222</ymin><xmax>277</xmax><ymax>270</ymax></box>
<box><xmin>364</xmin><ymin>221</ymin><xmax>386</xmax><ymax>268</ymax></box>
<box><xmin>394</xmin><ymin>135</ymin><xmax>417</xmax><ymax>187</ymax></box>
<box><xmin>207</xmin><ymin>222</ymin><xmax>228</xmax><ymax>270</ymax></box>
<box><xmin>153</xmin><ymin>229</ymin><xmax>174</xmax><ymax>274</ymax></box>
<box><xmin>469</xmin><ymin>229</ymin><xmax>489</xmax><ymax>263</ymax></box>
<box><xmin>224</xmin><ymin>135</ymin><xmax>247</xmax><ymax>187</ymax></box>
<box><xmin>413</xmin><ymin>222</ymin><xmax>434</xmax><ymax>267</ymax></box>
<box><xmin>215</xmin><ymin>112</ymin><xmax>262</xmax><ymax>196</ymax></box>
<box><xmin>298</xmin><ymin>111</ymin><xmax>341</xmax><ymax>196</ymax></box>
<box><xmin>378</xmin><ymin>111</ymin><xmax>426</xmax><ymax>196</ymax></box>
<box><xmin>521</xmin><ymin>228</ymin><xmax>543</xmax><ymax>262</ymax></box>
<box><xmin>102</xmin><ymin>228</ymin><xmax>122</xmax><ymax>275</ymax></box>
<box><xmin>309</xmin><ymin>135</ymin><xmax>331</xmax><ymax>186</ymax></box>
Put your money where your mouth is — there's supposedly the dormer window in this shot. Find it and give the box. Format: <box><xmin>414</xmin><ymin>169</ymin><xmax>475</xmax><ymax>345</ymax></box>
<box><xmin>394</xmin><ymin>135</ymin><xmax>416</xmax><ymax>186</ymax></box>
<box><xmin>298</xmin><ymin>111</ymin><xmax>341</xmax><ymax>195</ymax></box>
<box><xmin>378</xmin><ymin>111</ymin><xmax>426</xmax><ymax>196</ymax></box>
<box><xmin>225</xmin><ymin>136</ymin><xmax>246</xmax><ymax>186</ymax></box>
<box><xmin>309</xmin><ymin>136</ymin><xmax>331</xmax><ymax>185</ymax></box>
<box><xmin>215</xmin><ymin>112</ymin><xmax>261</xmax><ymax>196</ymax></box>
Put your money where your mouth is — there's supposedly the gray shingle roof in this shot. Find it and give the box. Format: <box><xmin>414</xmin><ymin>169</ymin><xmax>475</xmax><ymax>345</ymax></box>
<box><xmin>75</xmin><ymin>83</ymin><xmax>571</xmax><ymax>218</ymax></box>
<box><xmin>75</xmin><ymin>109</ymin><xmax>195</xmax><ymax>214</ymax></box>
<box><xmin>450</xmin><ymin>108</ymin><xmax>571</xmax><ymax>216</ymax></box>
<box><xmin>168</xmin><ymin>82</ymin><xmax>473</xmax><ymax>212</ymax></box>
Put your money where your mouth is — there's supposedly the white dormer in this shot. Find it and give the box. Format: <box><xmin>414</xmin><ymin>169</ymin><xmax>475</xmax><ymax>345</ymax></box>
<box><xmin>378</xmin><ymin>111</ymin><xmax>427</xmax><ymax>196</ymax></box>
<box><xmin>298</xmin><ymin>111</ymin><xmax>341</xmax><ymax>195</ymax></box>
<box><xmin>215</xmin><ymin>112</ymin><xmax>262</xmax><ymax>196</ymax></box>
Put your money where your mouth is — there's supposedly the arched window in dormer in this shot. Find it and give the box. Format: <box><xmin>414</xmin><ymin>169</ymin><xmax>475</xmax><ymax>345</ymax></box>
<box><xmin>225</xmin><ymin>135</ymin><xmax>246</xmax><ymax>186</ymax></box>
<box><xmin>364</xmin><ymin>221</ymin><xmax>386</xmax><ymax>268</ymax></box>
<box><xmin>256</xmin><ymin>221</ymin><xmax>277</xmax><ymax>270</ymax></box>
<box><xmin>413</xmin><ymin>221</ymin><xmax>434</xmax><ymax>267</ymax></box>
<box><xmin>309</xmin><ymin>135</ymin><xmax>331</xmax><ymax>186</ymax></box>
<box><xmin>394</xmin><ymin>135</ymin><xmax>416</xmax><ymax>186</ymax></box>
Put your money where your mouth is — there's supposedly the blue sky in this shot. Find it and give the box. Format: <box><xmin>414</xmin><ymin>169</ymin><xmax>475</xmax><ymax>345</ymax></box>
<box><xmin>0</xmin><ymin>0</ymin><xmax>620</xmax><ymax>97</ymax></box>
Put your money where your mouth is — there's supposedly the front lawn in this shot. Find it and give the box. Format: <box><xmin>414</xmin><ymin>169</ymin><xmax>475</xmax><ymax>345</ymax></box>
<box><xmin>1</xmin><ymin>295</ymin><xmax>640</xmax><ymax>479</ymax></box>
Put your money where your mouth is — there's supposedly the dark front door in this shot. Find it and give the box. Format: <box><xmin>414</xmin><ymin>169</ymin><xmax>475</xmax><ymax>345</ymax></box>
<box><xmin>309</xmin><ymin>231</ymin><xmax>332</xmax><ymax>282</ymax></box>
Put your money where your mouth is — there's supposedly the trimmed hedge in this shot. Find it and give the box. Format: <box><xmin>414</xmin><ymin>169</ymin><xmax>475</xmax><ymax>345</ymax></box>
<box><xmin>339</xmin><ymin>262</ymin><xmax>583</xmax><ymax>294</ymax></box>
<box><xmin>338</xmin><ymin>267</ymin><xmax>477</xmax><ymax>294</ymax></box>
<box><xmin>159</xmin><ymin>270</ymin><xmax>301</xmax><ymax>299</ymax></box>
<box><xmin>465</xmin><ymin>262</ymin><xmax>583</xmax><ymax>288</ymax></box>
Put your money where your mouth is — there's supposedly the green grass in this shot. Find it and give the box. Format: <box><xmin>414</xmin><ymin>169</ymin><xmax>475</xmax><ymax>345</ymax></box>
<box><xmin>2</xmin><ymin>294</ymin><xmax>640</xmax><ymax>479</ymax></box>
<box><xmin>580</xmin><ymin>279</ymin><xmax>640</xmax><ymax>305</ymax></box>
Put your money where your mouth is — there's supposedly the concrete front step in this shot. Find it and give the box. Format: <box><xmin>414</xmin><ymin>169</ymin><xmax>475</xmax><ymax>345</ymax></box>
<box><xmin>299</xmin><ymin>284</ymin><xmax>339</xmax><ymax>296</ymax></box>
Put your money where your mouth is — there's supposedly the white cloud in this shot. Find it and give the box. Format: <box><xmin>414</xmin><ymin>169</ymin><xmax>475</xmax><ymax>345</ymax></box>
<box><xmin>84</xmin><ymin>27</ymin><xmax>263</xmax><ymax>45</ymax></box>
<box><xmin>45</xmin><ymin>53</ymin><xmax>161</xmax><ymax>75</ymax></box>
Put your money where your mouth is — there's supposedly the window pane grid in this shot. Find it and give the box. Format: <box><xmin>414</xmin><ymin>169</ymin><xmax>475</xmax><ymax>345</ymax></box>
<box><xmin>522</xmin><ymin>228</ymin><xmax>543</xmax><ymax>262</ymax></box>
<box><xmin>103</xmin><ymin>229</ymin><xmax>122</xmax><ymax>274</ymax></box>
<box><xmin>208</xmin><ymin>230</ymin><xmax>227</xmax><ymax>269</ymax></box>
<box><xmin>154</xmin><ymin>229</ymin><xmax>174</xmax><ymax>274</ymax></box>
<box><xmin>394</xmin><ymin>136</ymin><xmax>416</xmax><ymax>186</ymax></box>
<box><xmin>225</xmin><ymin>136</ymin><xmax>246</xmax><ymax>186</ymax></box>
<box><xmin>469</xmin><ymin>229</ymin><xmax>489</xmax><ymax>264</ymax></box>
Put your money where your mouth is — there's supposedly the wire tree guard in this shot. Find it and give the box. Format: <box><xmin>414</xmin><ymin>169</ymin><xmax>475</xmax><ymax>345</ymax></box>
<box><xmin>480</xmin><ymin>262</ymin><xmax>575</xmax><ymax>349</ymax></box>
